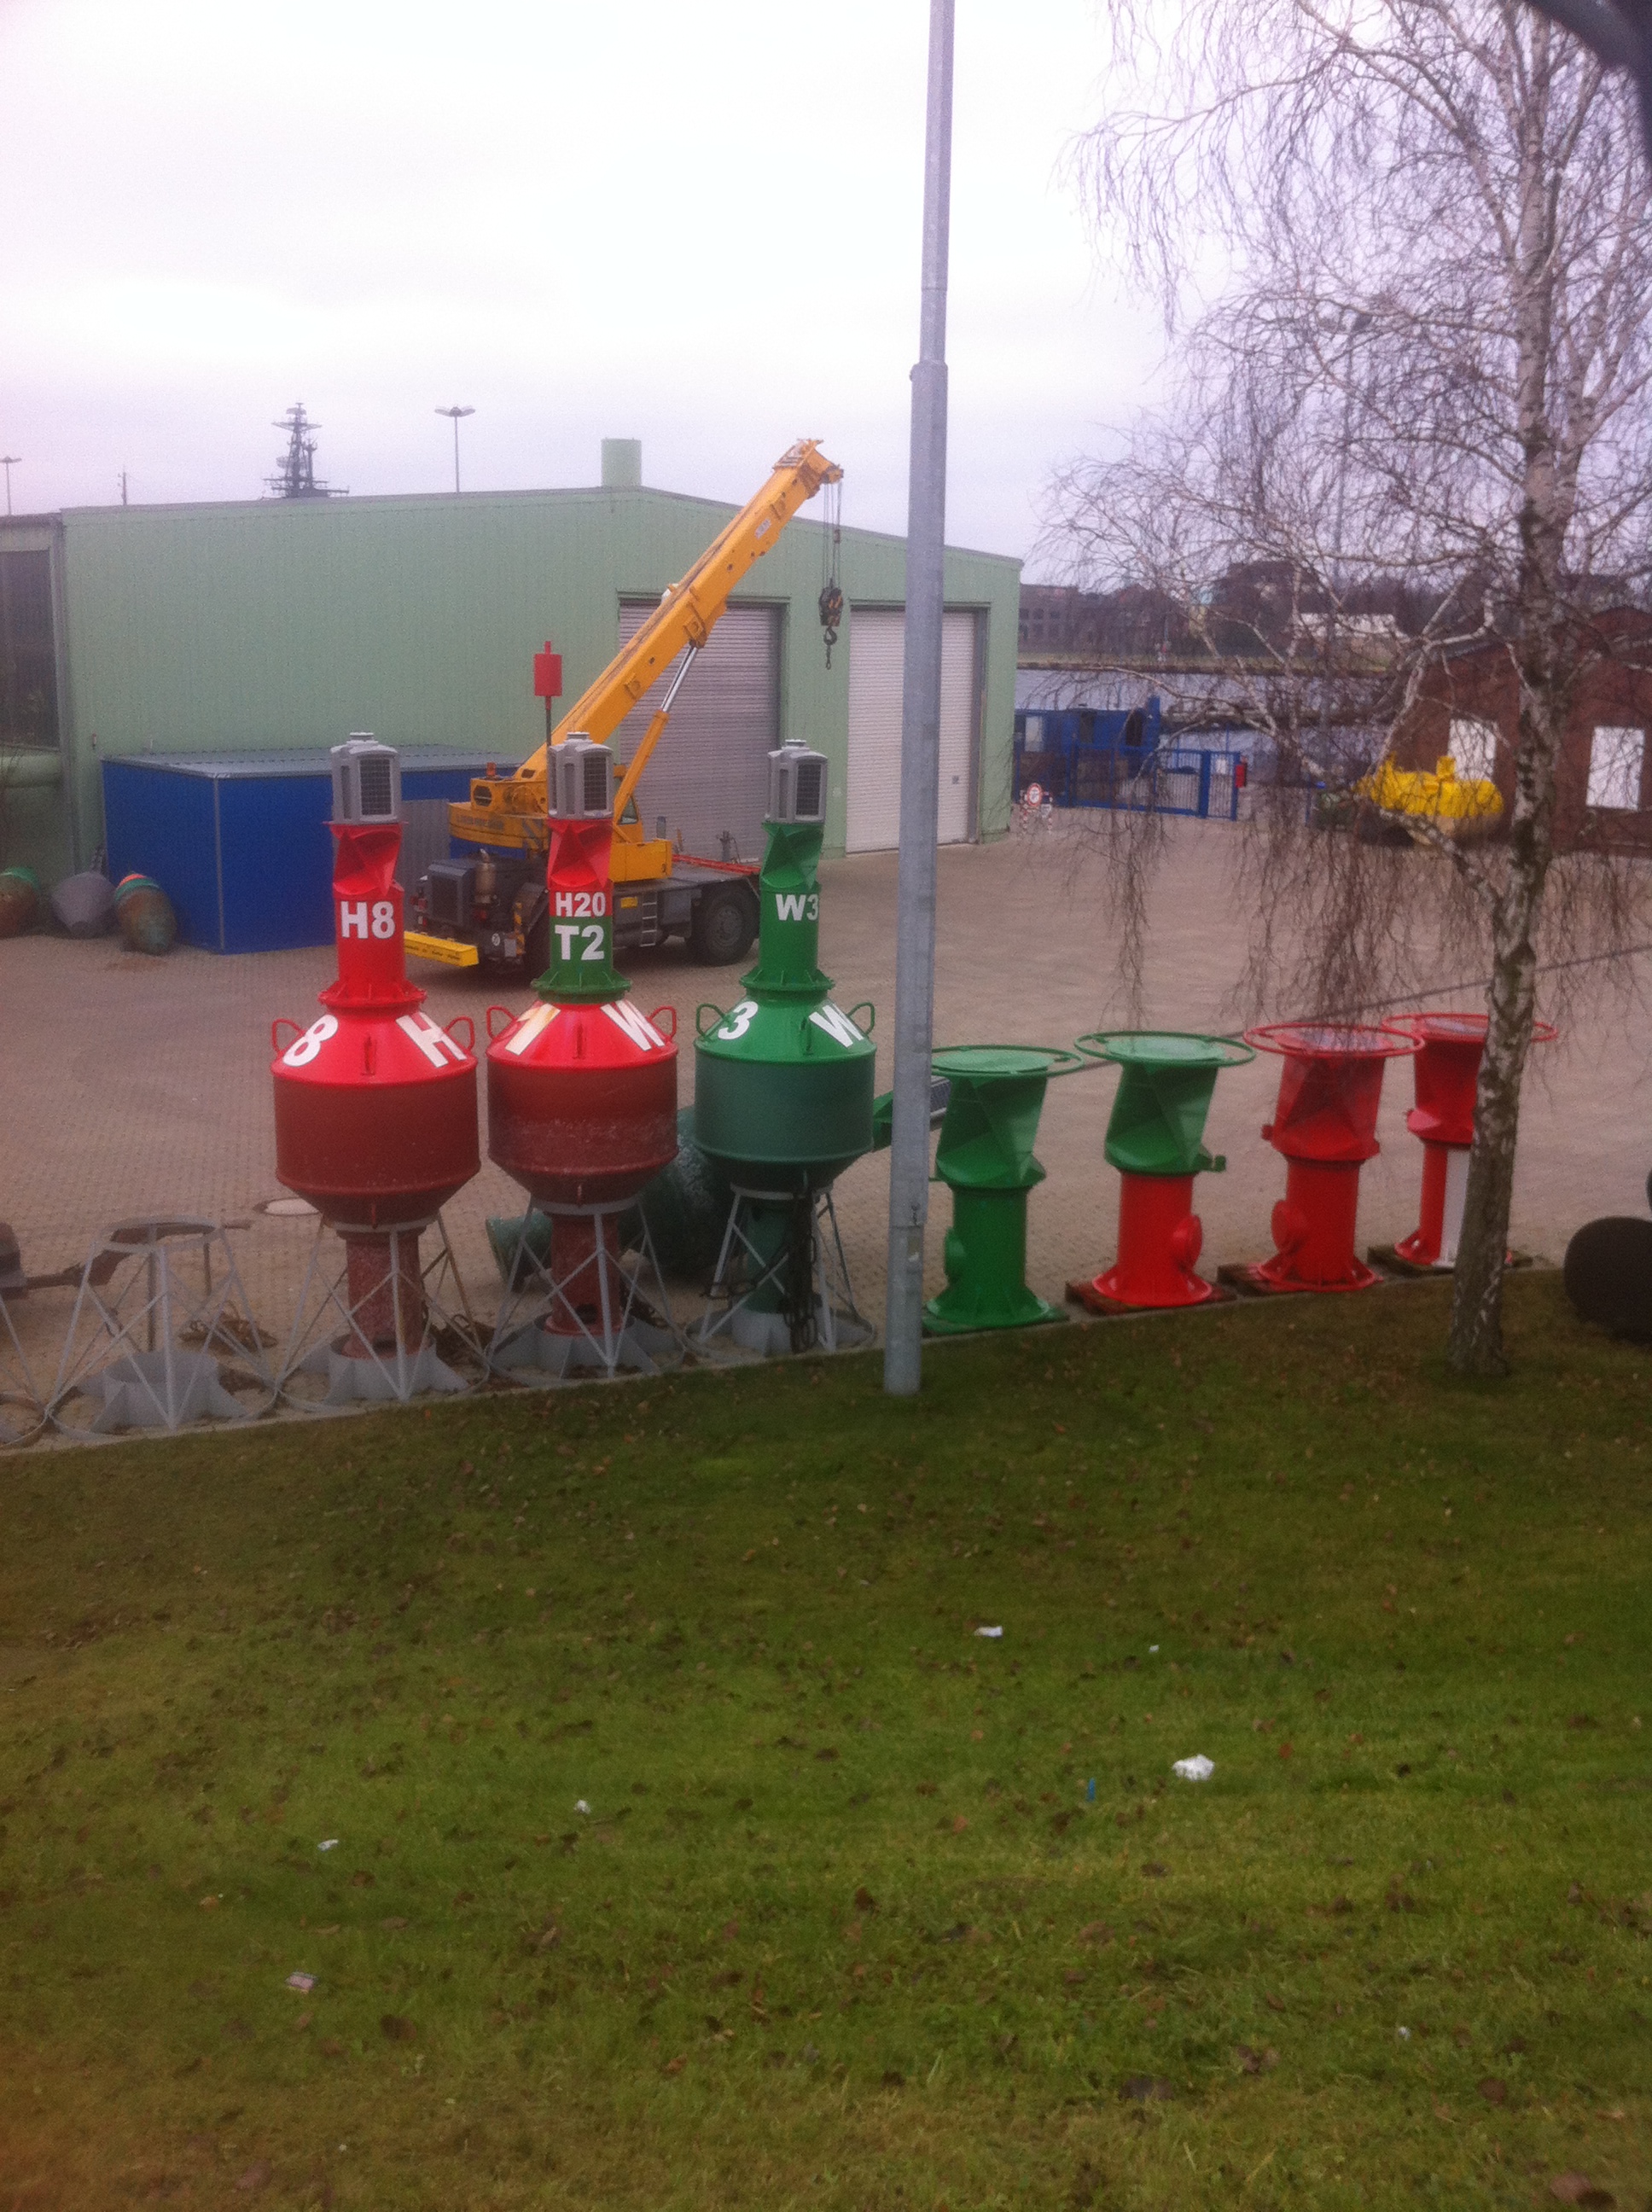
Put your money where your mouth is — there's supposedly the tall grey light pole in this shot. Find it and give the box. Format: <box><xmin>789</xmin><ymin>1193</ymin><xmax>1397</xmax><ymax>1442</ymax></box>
<box><xmin>0</xmin><ymin>457</ymin><xmax>19</xmax><ymax>516</ymax></box>
<box><xmin>883</xmin><ymin>0</ymin><xmax>956</xmax><ymax>1397</ymax></box>
<box><xmin>435</xmin><ymin>406</ymin><xmax>474</xmax><ymax>492</ymax></box>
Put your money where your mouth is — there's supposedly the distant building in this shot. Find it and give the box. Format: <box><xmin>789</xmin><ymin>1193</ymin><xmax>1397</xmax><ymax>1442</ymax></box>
<box><xmin>1020</xmin><ymin>581</ymin><xmax>1190</xmax><ymax>661</ymax></box>
<box><xmin>0</xmin><ymin>445</ymin><xmax>1021</xmax><ymax>885</ymax></box>
<box><xmin>1391</xmin><ymin>609</ymin><xmax>1652</xmax><ymax>851</ymax></box>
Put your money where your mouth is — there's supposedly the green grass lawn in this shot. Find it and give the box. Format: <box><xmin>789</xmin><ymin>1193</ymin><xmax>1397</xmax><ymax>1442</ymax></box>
<box><xmin>2</xmin><ymin>1272</ymin><xmax>1649</xmax><ymax>2210</ymax></box>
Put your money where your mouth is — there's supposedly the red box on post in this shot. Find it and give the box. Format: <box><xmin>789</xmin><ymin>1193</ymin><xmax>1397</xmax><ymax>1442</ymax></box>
<box><xmin>532</xmin><ymin>645</ymin><xmax>563</xmax><ymax>701</ymax></box>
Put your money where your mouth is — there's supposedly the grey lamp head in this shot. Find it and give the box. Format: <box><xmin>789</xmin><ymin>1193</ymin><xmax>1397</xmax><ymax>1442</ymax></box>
<box><xmin>331</xmin><ymin>735</ymin><xmax>400</xmax><ymax>824</ymax></box>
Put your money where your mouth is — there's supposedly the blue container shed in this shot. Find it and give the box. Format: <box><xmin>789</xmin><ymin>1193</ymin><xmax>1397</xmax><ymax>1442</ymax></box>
<box><xmin>102</xmin><ymin>748</ymin><xmax>497</xmax><ymax>953</ymax></box>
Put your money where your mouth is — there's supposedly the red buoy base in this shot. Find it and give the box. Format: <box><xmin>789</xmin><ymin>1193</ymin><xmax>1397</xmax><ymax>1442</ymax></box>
<box><xmin>1394</xmin><ymin>1139</ymin><xmax>1467</xmax><ymax>1269</ymax></box>
<box><xmin>1081</xmin><ymin>1171</ymin><xmax>1218</xmax><ymax>1309</ymax></box>
<box><xmin>1251</xmin><ymin>1157</ymin><xmax>1380</xmax><ymax>1291</ymax></box>
<box><xmin>338</xmin><ymin>1227</ymin><xmax>429</xmax><ymax>1354</ymax></box>
<box><xmin>280</xmin><ymin>1217</ymin><xmax>472</xmax><ymax>1406</ymax></box>
<box><xmin>486</xmin><ymin>1199</ymin><xmax>681</xmax><ymax>1380</ymax></box>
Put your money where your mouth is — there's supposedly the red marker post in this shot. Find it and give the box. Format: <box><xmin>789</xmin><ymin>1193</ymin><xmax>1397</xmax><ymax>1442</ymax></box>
<box><xmin>533</xmin><ymin>642</ymin><xmax>563</xmax><ymax>737</ymax></box>
<box><xmin>1238</xmin><ymin>1022</ymin><xmax>1419</xmax><ymax>1292</ymax></box>
<box><xmin>1380</xmin><ymin>1011</ymin><xmax>1557</xmax><ymax>1268</ymax></box>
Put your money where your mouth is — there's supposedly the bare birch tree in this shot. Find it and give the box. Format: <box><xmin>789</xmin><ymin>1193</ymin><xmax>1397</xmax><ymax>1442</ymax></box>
<box><xmin>1047</xmin><ymin>0</ymin><xmax>1652</xmax><ymax>1374</ymax></box>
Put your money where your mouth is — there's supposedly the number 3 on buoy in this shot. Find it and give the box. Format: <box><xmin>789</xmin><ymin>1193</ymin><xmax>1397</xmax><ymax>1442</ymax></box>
<box><xmin>716</xmin><ymin>999</ymin><xmax>759</xmax><ymax>1042</ymax></box>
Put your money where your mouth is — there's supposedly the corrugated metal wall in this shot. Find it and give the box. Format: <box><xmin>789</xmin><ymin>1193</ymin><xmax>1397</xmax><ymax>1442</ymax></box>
<box><xmin>614</xmin><ymin>600</ymin><xmax>780</xmax><ymax>862</ymax></box>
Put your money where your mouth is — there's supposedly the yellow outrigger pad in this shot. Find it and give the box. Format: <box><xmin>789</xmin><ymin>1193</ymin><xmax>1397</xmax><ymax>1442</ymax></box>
<box><xmin>403</xmin><ymin>929</ymin><xmax>480</xmax><ymax>968</ymax></box>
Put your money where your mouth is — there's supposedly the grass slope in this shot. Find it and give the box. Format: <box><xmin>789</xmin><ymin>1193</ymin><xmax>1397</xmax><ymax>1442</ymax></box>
<box><xmin>1</xmin><ymin>1273</ymin><xmax>1649</xmax><ymax>2210</ymax></box>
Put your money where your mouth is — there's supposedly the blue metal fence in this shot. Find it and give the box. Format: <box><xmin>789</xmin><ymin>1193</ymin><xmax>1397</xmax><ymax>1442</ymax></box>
<box><xmin>1013</xmin><ymin>702</ymin><xmax>1248</xmax><ymax>823</ymax></box>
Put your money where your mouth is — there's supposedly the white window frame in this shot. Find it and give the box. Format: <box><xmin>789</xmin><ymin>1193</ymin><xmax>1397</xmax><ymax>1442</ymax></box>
<box><xmin>1587</xmin><ymin>725</ymin><xmax>1645</xmax><ymax>812</ymax></box>
<box><xmin>1448</xmin><ymin>716</ymin><xmax>1498</xmax><ymax>782</ymax></box>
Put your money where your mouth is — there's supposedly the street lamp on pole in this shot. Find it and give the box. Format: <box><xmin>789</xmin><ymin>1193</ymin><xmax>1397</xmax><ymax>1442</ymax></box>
<box><xmin>434</xmin><ymin>408</ymin><xmax>474</xmax><ymax>494</ymax></box>
<box><xmin>0</xmin><ymin>457</ymin><xmax>19</xmax><ymax>517</ymax></box>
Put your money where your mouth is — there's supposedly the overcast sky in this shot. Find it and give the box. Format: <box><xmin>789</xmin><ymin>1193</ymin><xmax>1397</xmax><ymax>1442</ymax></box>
<box><xmin>0</xmin><ymin>0</ymin><xmax>1160</xmax><ymax>566</ymax></box>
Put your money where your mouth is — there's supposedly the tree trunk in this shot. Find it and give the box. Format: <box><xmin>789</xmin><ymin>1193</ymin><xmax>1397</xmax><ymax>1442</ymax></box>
<box><xmin>1446</xmin><ymin>833</ymin><xmax>1545</xmax><ymax>1375</ymax></box>
<box><xmin>1450</xmin><ymin>34</ymin><xmax>1568</xmax><ymax>1379</ymax></box>
<box><xmin>1446</xmin><ymin>647</ymin><xmax>1565</xmax><ymax>1376</ymax></box>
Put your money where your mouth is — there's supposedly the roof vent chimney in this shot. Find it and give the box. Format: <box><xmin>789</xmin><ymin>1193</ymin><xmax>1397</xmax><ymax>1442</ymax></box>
<box><xmin>601</xmin><ymin>438</ymin><xmax>642</xmax><ymax>490</ymax></box>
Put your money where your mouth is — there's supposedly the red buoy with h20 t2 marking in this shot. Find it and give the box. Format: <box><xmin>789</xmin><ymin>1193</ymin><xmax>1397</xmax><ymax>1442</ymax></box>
<box><xmin>485</xmin><ymin>734</ymin><xmax>680</xmax><ymax>1377</ymax></box>
<box><xmin>1381</xmin><ymin>1010</ymin><xmax>1557</xmax><ymax>1266</ymax></box>
<box><xmin>271</xmin><ymin>737</ymin><xmax>479</xmax><ymax>1397</ymax></box>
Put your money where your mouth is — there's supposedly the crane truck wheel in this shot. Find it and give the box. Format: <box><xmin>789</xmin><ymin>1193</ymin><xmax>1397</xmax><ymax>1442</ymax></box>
<box><xmin>689</xmin><ymin>884</ymin><xmax>759</xmax><ymax>966</ymax></box>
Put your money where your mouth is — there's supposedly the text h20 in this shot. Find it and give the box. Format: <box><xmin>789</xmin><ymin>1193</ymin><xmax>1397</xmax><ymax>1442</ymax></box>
<box><xmin>554</xmin><ymin>922</ymin><xmax>608</xmax><ymax>962</ymax></box>
<box><xmin>773</xmin><ymin>893</ymin><xmax>819</xmax><ymax>923</ymax></box>
<box><xmin>339</xmin><ymin>899</ymin><xmax>397</xmax><ymax>940</ymax></box>
<box><xmin>553</xmin><ymin>891</ymin><xmax>607</xmax><ymax>918</ymax></box>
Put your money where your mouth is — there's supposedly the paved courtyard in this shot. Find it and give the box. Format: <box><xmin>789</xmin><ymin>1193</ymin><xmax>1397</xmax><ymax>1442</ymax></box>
<box><xmin>3</xmin><ymin>817</ymin><xmax>1649</xmax><ymax>1409</ymax></box>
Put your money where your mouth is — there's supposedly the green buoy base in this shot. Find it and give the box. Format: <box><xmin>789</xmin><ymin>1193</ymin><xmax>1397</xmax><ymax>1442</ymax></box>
<box><xmin>922</xmin><ymin>1184</ymin><xmax>1066</xmax><ymax>1335</ymax></box>
<box><xmin>922</xmin><ymin>1291</ymin><xmax>1066</xmax><ymax>1336</ymax></box>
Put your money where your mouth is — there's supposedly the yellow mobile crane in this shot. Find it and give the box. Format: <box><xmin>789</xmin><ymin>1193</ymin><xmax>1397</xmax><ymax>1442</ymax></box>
<box><xmin>404</xmin><ymin>438</ymin><xmax>843</xmax><ymax>974</ymax></box>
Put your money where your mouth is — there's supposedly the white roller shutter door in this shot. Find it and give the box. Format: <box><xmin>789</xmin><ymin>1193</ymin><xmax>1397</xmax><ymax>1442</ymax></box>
<box><xmin>613</xmin><ymin>600</ymin><xmax>780</xmax><ymax>863</ymax></box>
<box><xmin>846</xmin><ymin>608</ymin><xmax>977</xmax><ymax>852</ymax></box>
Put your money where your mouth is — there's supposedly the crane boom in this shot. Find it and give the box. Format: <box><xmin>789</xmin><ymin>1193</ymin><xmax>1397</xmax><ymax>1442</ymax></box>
<box><xmin>445</xmin><ymin>438</ymin><xmax>842</xmax><ymax>864</ymax></box>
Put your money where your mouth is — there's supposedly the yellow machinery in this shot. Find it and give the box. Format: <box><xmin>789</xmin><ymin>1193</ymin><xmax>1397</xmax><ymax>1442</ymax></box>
<box><xmin>405</xmin><ymin>439</ymin><xmax>842</xmax><ymax>973</ymax></box>
<box><xmin>1357</xmin><ymin>753</ymin><xmax>1503</xmax><ymax>832</ymax></box>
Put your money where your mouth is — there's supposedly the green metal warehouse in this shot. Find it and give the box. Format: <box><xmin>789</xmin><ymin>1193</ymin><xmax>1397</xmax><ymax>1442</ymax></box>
<box><xmin>0</xmin><ymin>439</ymin><xmax>1021</xmax><ymax>894</ymax></box>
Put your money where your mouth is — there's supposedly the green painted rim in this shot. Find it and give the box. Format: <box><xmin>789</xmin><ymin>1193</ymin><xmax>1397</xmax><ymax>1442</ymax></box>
<box><xmin>931</xmin><ymin>1044</ymin><xmax>1085</xmax><ymax>1080</ymax></box>
<box><xmin>1077</xmin><ymin>1028</ymin><xmax>1255</xmax><ymax>1071</ymax></box>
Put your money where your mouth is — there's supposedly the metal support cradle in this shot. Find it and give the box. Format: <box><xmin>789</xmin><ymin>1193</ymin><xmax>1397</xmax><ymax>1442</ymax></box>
<box><xmin>0</xmin><ymin>1292</ymin><xmax>43</xmax><ymax>1445</ymax></box>
<box><xmin>277</xmin><ymin>1213</ymin><xmax>480</xmax><ymax>1407</ymax></box>
<box><xmin>47</xmin><ymin>1218</ymin><xmax>273</xmax><ymax>1434</ymax></box>
<box><xmin>696</xmin><ymin>1185</ymin><xmax>873</xmax><ymax>1357</ymax></box>
<box><xmin>486</xmin><ymin>1199</ymin><xmax>682</xmax><ymax>1382</ymax></box>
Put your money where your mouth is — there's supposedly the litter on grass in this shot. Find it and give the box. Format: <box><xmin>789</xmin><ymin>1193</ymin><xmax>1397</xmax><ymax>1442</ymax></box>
<box><xmin>1172</xmin><ymin>1755</ymin><xmax>1215</xmax><ymax>1782</ymax></box>
<box><xmin>574</xmin><ymin>1799</ymin><xmax>590</xmax><ymax>1814</ymax></box>
<box><xmin>317</xmin><ymin>1839</ymin><xmax>339</xmax><ymax>1852</ymax></box>
<box><xmin>286</xmin><ymin>1972</ymin><xmax>317</xmax><ymax>1994</ymax></box>
<box><xmin>974</xmin><ymin>1626</ymin><xmax>1003</xmax><ymax>1639</ymax></box>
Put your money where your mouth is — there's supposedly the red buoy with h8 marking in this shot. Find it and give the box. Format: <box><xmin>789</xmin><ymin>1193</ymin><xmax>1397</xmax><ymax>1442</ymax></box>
<box><xmin>271</xmin><ymin>737</ymin><xmax>479</xmax><ymax>1397</ymax></box>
